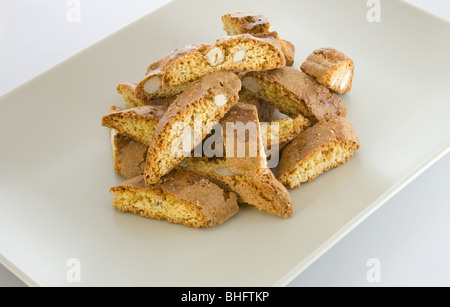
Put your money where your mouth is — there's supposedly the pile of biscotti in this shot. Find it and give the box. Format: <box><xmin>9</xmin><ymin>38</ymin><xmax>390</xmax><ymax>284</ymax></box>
<box><xmin>101</xmin><ymin>12</ymin><xmax>360</xmax><ymax>228</ymax></box>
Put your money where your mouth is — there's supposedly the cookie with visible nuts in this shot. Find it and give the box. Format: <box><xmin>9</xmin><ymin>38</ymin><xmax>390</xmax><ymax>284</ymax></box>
<box><xmin>301</xmin><ymin>48</ymin><xmax>354</xmax><ymax>94</ymax></box>
<box><xmin>135</xmin><ymin>34</ymin><xmax>285</xmax><ymax>102</ymax></box>
<box><xmin>116</xmin><ymin>82</ymin><xmax>176</xmax><ymax>109</ymax></box>
<box><xmin>241</xmin><ymin>67</ymin><xmax>347</xmax><ymax>123</ymax></box>
<box><xmin>110</xmin><ymin>170</ymin><xmax>239</xmax><ymax>228</ymax></box>
<box><xmin>277</xmin><ymin>117</ymin><xmax>360</xmax><ymax>189</ymax></box>
<box><xmin>222</xmin><ymin>12</ymin><xmax>271</xmax><ymax>36</ymax></box>
<box><xmin>222</xmin><ymin>12</ymin><xmax>295</xmax><ymax>66</ymax></box>
<box><xmin>144</xmin><ymin>71</ymin><xmax>242</xmax><ymax>185</ymax></box>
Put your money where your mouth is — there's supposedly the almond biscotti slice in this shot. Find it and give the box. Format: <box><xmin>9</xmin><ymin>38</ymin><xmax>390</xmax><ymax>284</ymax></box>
<box><xmin>105</xmin><ymin>106</ymin><xmax>148</xmax><ymax>179</ymax></box>
<box><xmin>241</xmin><ymin>66</ymin><xmax>347</xmax><ymax>123</ymax></box>
<box><xmin>135</xmin><ymin>34</ymin><xmax>285</xmax><ymax>102</ymax></box>
<box><xmin>116</xmin><ymin>82</ymin><xmax>176</xmax><ymax>109</ymax></box>
<box><xmin>300</xmin><ymin>48</ymin><xmax>354</xmax><ymax>94</ymax></box>
<box><xmin>110</xmin><ymin>129</ymin><xmax>148</xmax><ymax>179</ymax></box>
<box><xmin>101</xmin><ymin>104</ymin><xmax>167</xmax><ymax>145</ymax></box>
<box><xmin>110</xmin><ymin>170</ymin><xmax>239</xmax><ymax>228</ymax></box>
<box><xmin>221</xmin><ymin>12</ymin><xmax>295</xmax><ymax>66</ymax></box>
<box><xmin>144</xmin><ymin>71</ymin><xmax>241</xmax><ymax>185</ymax></box>
<box><xmin>178</xmin><ymin>157</ymin><xmax>293</xmax><ymax>219</ymax></box>
<box><xmin>277</xmin><ymin>117</ymin><xmax>360</xmax><ymax>189</ymax></box>
<box><xmin>222</xmin><ymin>12</ymin><xmax>271</xmax><ymax>36</ymax></box>
<box><xmin>221</xmin><ymin>102</ymin><xmax>268</xmax><ymax>176</ymax></box>
<box><xmin>260</xmin><ymin>113</ymin><xmax>311</xmax><ymax>150</ymax></box>
<box><xmin>238</xmin><ymin>88</ymin><xmax>275</xmax><ymax>122</ymax></box>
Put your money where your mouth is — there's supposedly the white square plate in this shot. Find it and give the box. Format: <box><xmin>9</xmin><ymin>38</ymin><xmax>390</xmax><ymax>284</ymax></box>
<box><xmin>1</xmin><ymin>0</ymin><xmax>449</xmax><ymax>286</ymax></box>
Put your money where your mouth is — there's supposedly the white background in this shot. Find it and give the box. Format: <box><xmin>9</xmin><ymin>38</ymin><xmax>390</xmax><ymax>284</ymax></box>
<box><xmin>0</xmin><ymin>0</ymin><xmax>449</xmax><ymax>287</ymax></box>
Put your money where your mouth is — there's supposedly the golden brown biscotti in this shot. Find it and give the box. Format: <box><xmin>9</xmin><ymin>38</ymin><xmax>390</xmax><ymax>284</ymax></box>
<box><xmin>101</xmin><ymin>104</ymin><xmax>167</xmax><ymax>145</ymax></box>
<box><xmin>300</xmin><ymin>48</ymin><xmax>354</xmax><ymax>94</ymax></box>
<box><xmin>221</xmin><ymin>102</ymin><xmax>268</xmax><ymax>176</ymax></box>
<box><xmin>241</xmin><ymin>67</ymin><xmax>347</xmax><ymax>123</ymax></box>
<box><xmin>144</xmin><ymin>71</ymin><xmax>242</xmax><ymax>185</ymax></box>
<box><xmin>260</xmin><ymin>113</ymin><xmax>311</xmax><ymax>151</ymax></box>
<box><xmin>110</xmin><ymin>170</ymin><xmax>239</xmax><ymax>228</ymax></box>
<box><xmin>110</xmin><ymin>129</ymin><xmax>148</xmax><ymax>179</ymax></box>
<box><xmin>222</xmin><ymin>12</ymin><xmax>295</xmax><ymax>66</ymax></box>
<box><xmin>135</xmin><ymin>34</ymin><xmax>286</xmax><ymax>102</ymax></box>
<box><xmin>277</xmin><ymin>117</ymin><xmax>360</xmax><ymax>188</ymax></box>
<box><xmin>178</xmin><ymin>157</ymin><xmax>293</xmax><ymax>219</ymax></box>
<box><xmin>222</xmin><ymin>12</ymin><xmax>271</xmax><ymax>36</ymax></box>
<box><xmin>116</xmin><ymin>82</ymin><xmax>176</xmax><ymax>109</ymax></box>
<box><xmin>238</xmin><ymin>88</ymin><xmax>275</xmax><ymax>122</ymax></box>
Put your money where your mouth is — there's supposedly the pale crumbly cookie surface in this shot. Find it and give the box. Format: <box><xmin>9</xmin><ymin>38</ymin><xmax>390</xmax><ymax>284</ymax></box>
<box><xmin>277</xmin><ymin>117</ymin><xmax>360</xmax><ymax>189</ymax></box>
<box><xmin>135</xmin><ymin>34</ymin><xmax>285</xmax><ymax>102</ymax></box>
<box><xmin>260</xmin><ymin>113</ymin><xmax>311</xmax><ymax>151</ymax></box>
<box><xmin>221</xmin><ymin>102</ymin><xmax>268</xmax><ymax>176</ymax></box>
<box><xmin>241</xmin><ymin>66</ymin><xmax>347</xmax><ymax>123</ymax></box>
<box><xmin>178</xmin><ymin>157</ymin><xmax>293</xmax><ymax>219</ymax></box>
<box><xmin>110</xmin><ymin>170</ymin><xmax>239</xmax><ymax>228</ymax></box>
<box><xmin>101</xmin><ymin>104</ymin><xmax>167</xmax><ymax>145</ymax></box>
<box><xmin>300</xmin><ymin>48</ymin><xmax>354</xmax><ymax>94</ymax></box>
<box><xmin>144</xmin><ymin>71</ymin><xmax>241</xmax><ymax>185</ymax></box>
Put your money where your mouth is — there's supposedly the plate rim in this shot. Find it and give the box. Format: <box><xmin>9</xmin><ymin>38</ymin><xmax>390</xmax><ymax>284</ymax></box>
<box><xmin>274</xmin><ymin>142</ymin><xmax>450</xmax><ymax>286</ymax></box>
<box><xmin>1</xmin><ymin>0</ymin><xmax>449</xmax><ymax>287</ymax></box>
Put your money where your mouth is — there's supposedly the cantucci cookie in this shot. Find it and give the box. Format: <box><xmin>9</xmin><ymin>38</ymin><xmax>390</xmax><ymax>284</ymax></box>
<box><xmin>178</xmin><ymin>157</ymin><xmax>293</xmax><ymax>219</ymax></box>
<box><xmin>110</xmin><ymin>170</ymin><xmax>239</xmax><ymax>228</ymax></box>
<box><xmin>238</xmin><ymin>88</ymin><xmax>275</xmax><ymax>122</ymax></box>
<box><xmin>110</xmin><ymin>129</ymin><xmax>148</xmax><ymax>180</ymax></box>
<box><xmin>144</xmin><ymin>71</ymin><xmax>241</xmax><ymax>185</ymax></box>
<box><xmin>107</xmin><ymin>101</ymin><xmax>272</xmax><ymax>180</ymax></box>
<box><xmin>222</xmin><ymin>12</ymin><xmax>295</xmax><ymax>66</ymax></box>
<box><xmin>222</xmin><ymin>12</ymin><xmax>271</xmax><ymax>36</ymax></box>
<box><xmin>300</xmin><ymin>48</ymin><xmax>354</xmax><ymax>94</ymax></box>
<box><xmin>116</xmin><ymin>82</ymin><xmax>176</xmax><ymax>109</ymax></box>
<box><xmin>241</xmin><ymin>66</ymin><xmax>347</xmax><ymax>123</ymax></box>
<box><xmin>277</xmin><ymin>117</ymin><xmax>360</xmax><ymax>188</ymax></box>
<box><xmin>221</xmin><ymin>102</ymin><xmax>268</xmax><ymax>176</ymax></box>
<box><xmin>101</xmin><ymin>105</ymin><xmax>167</xmax><ymax>145</ymax></box>
<box><xmin>260</xmin><ymin>113</ymin><xmax>311</xmax><ymax>150</ymax></box>
<box><xmin>135</xmin><ymin>34</ymin><xmax>285</xmax><ymax>102</ymax></box>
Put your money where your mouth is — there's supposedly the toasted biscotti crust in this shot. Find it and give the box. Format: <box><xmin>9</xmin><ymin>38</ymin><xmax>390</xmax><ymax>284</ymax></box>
<box><xmin>277</xmin><ymin>117</ymin><xmax>360</xmax><ymax>188</ymax></box>
<box><xmin>178</xmin><ymin>157</ymin><xmax>293</xmax><ymax>218</ymax></box>
<box><xmin>135</xmin><ymin>34</ymin><xmax>285</xmax><ymax>102</ymax></box>
<box><xmin>101</xmin><ymin>104</ymin><xmax>167</xmax><ymax>145</ymax></box>
<box><xmin>144</xmin><ymin>71</ymin><xmax>242</xmax><ymax>185</ymax></box>
<box><xmin>221</xmin><ymin>102</ymin><xmax>268</xmax><ymax>176</ymax></box>
<box><xmin>110</xmin><ymin>170</ymin><xmax>239</xmax><ymax>228</ymax></box>
<box><xmin>241</xmin><ymin>67</ymin><xmax>347</xmax><ymax>123</ymax></box>
<box><xmin>301</xmin><ymin>48</ymin><xmax>354</xmax><ymax>94</ymax></box>
<box><xmin>222</xmin><ymin>12</ymin><xmax>295</xmax><ymax>66</ymax></box>
<box><xmin>110</xmin><ymin>129</ymin><xmax>148</xmax><ymax>179</ymax></box>
<box><xmin>222</xmin><ymin>12</ymin><xmax>271</xmax><ymax>36</ymax></box>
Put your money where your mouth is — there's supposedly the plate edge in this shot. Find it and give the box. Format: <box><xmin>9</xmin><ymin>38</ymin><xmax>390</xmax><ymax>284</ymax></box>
<box><xmin>275</xmin><ymin>141</ymin><xmax>450</xmax><ymax>287</ymax></box>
